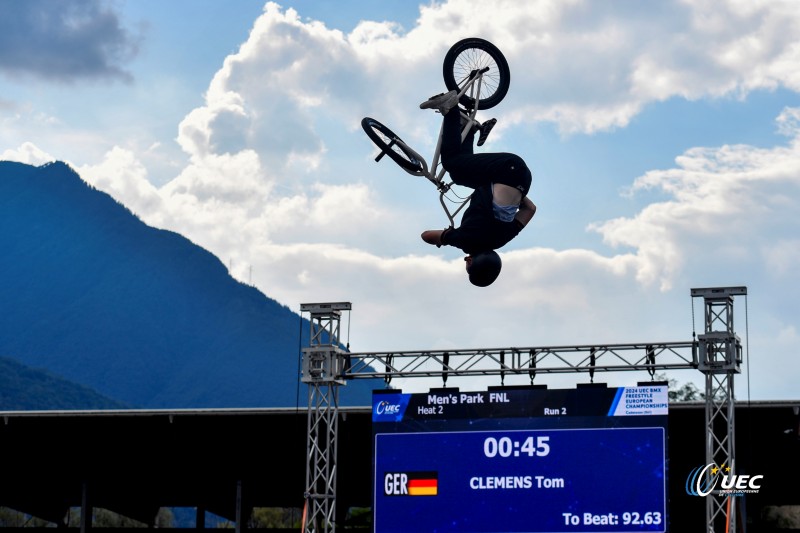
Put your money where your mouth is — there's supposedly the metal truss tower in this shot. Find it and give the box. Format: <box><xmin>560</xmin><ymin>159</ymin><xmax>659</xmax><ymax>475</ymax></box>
<box><xmin>300</xmin><ymin>302</ymin><xmax>351</xmax><ymax>533</ymax></box>
<box><xmin>692</xmin><ymin>287</ymin><xmax>747</xmax><ymax>533</ymax></box>
<box><xmin>300</xmin><ymin>287</ymin><xmax>746</xmax><ymax>533</ymax></box>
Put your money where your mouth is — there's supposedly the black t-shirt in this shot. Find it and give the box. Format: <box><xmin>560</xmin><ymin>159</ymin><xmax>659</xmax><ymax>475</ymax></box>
<box><xmin>442</xmin><ymin>184</ymin><xmax>523</xmax><ymax>254</ymax></box>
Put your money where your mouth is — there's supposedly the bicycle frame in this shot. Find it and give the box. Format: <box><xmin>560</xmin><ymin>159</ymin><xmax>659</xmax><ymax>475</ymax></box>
<box><xmin>395</xmin><ymin>68</ymin><xmax>492</xmax><ymax>227</ymax></box>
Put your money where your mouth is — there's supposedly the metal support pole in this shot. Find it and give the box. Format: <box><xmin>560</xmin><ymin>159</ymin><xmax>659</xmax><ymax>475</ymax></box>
<box><xmin>80</xmin><ymin>482</ymin><xmax>91</xmax><ymax>533</ymax></box>
<box><xmin>235</xmin><ymin>480</ymin><xmax>243</xmax><ymax>533</ymax></box>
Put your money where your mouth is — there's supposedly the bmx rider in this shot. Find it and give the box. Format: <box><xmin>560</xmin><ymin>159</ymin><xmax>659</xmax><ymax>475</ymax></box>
<box><xmin>419</xmin><ymin>90</ymin><xmax>537</xmax><ymax>287</ymax></box>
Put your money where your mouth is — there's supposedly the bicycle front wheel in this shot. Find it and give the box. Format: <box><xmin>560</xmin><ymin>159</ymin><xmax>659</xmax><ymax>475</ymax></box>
<box><xmin>443</xmin><ymin>37</ymin><xmax>510</xmax><ymax>110</ymax></box>
<box><xmin>361</xmin><ymin>117</ymin><xmax>424</xmax><ymax>174</ymax></box>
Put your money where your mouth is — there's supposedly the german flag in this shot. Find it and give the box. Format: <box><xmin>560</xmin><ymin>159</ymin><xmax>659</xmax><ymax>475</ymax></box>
<box><xmin>407</xmin><ymin>472</ymin><xmax>438</xmax><ymax>496</ymax></box>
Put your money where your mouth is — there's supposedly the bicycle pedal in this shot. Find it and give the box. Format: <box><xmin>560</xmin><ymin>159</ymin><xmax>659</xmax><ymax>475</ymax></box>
<box><xmin>477</xmin><ymin>118</ymin><xmax>497</xmax><ymax>147</ymax></box>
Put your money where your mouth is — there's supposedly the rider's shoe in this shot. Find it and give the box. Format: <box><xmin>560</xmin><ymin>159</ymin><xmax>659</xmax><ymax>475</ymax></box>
<box><xmin>420</xmin><ymin>90</ymin><xmax>459</xmax><ymax>115</ymax></box>
<box><xmin>477</xmin><ymin>118</ymin><xmax>497</xmax><ymax>147</ymax></box>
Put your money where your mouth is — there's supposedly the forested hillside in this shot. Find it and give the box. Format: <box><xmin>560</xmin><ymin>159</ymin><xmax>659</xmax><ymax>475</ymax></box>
<box><xmin>0</xmin><ymin>161</ymin><xmax>377</xmax><ymax>409</ymax></box>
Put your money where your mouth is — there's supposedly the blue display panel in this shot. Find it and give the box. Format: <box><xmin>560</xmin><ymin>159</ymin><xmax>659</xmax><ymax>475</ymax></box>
<box><xmin>372</xmin><ymin>386</ymin><xmax>668</xmax><ymax>533</ymax></box>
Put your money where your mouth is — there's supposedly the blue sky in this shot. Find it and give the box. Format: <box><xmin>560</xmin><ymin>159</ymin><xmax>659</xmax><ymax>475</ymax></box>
<box><xmin>1</xmin><ymin>0</ymin><xmax>799</xmax><ymax>400</ymax></box>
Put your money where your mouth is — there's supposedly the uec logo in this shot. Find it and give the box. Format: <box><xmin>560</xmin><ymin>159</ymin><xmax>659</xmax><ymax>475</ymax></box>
<box><xmin>375</xmin><ymin>401</ymin><xmax>400</xmax><ymax>416</ymax></box>
<box><xmin>685</xmin><ymin>463</ymin><xmax>763</xmax><ymax>496</ymax></box>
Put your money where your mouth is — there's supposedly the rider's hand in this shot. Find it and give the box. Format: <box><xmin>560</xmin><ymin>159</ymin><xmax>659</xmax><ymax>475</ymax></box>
<box><xmin>421</xmin><ymin>228</ymin><xmax>451</xmax><ymax>247</ymax></box>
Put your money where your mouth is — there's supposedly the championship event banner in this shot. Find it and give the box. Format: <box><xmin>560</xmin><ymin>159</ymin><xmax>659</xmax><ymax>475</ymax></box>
<box><xmin>372</xmin><ymin>385</ymin><xmax>668</xmax><ymax>533</ymax></box>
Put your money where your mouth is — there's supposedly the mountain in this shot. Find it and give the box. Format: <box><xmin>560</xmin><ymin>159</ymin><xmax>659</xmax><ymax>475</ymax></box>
<box><xmin>0</xmin><ymin>161</ymin><xmax>377</xmax><ymax>409</ymax></box>
<box><xmin>0</xmin><ymin>356</ymin><xmax>128</xmax><ymax>410</ymax></box>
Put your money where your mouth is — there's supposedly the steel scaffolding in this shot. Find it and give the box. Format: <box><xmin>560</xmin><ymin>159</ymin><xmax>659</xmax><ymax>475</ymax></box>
<box><xmin>300</xmin><ymin>286</ymin><xmax>746</xmax><ymax>532</ymax></box>
<box><xmin>693</xmin><ymin>287</ymin><xmax>747</xmax><ymax>533</ymax></box>
<box><xmin>300</xmin><ymin>302</ymin><xmax>350</xmax><ymax>533</ymax></box>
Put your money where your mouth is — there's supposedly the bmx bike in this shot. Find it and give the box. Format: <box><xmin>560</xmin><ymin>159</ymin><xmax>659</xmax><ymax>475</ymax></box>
<box><xmin>361</xmin><ymin>37</ymin><xmax>511</xmax><ymax>226</ymax></box>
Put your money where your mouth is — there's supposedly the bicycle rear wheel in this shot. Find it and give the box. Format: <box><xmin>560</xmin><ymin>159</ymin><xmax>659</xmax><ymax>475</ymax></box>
<box><xmin>361</xmin><ymin>117</ymin><xmax>424</xmax><ymax>174</ymax></box>
<box><xmin>443</xmin><ymin>38</ymin><xmax>510</xmax><ymax>110</ymax></box>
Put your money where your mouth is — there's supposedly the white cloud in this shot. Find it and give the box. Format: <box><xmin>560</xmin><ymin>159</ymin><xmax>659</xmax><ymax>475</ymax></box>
<box><xmin>76</xmin><ymin>147</ymin><xmax>164</xmax><ymax>218</ymax></box>
<box><xmin>471</xmin><ymin>0</ymin><xmax>800</xmax><ymax>133</ymax></box>
<box><xmin>589</xmin><ymin>109</ymin><xmax>800</xmax><ymax>290</ymax></box>
<box><xmin>5</xmin><ymin>0</ymin><xmax>800</xmax><ymax>400</ymax></box>
<box><xmin>1</xmin><ymin>142</ymin><xmax>55</xmax><ymax>166</ymax></box>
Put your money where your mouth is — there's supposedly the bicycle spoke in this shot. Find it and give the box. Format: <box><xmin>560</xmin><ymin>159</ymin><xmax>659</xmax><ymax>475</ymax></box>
<box><xmin>443</xmin><ymin>38</ymin><xmax>509</xmax><ymax>111</ymax></box>
<box><xmin>362</xmin><ymin>118</ymin><xmax>423</xmax><ymax>173</ymax></box>
<box><xmin>453</xmin><ymin>49</ymin><xmax>501</xmax><ymax>99</ymax></box>
<box><xmin>379</xmin><ymin>133</ymin><xmax>417</xmax><ymax>166</ymax></box>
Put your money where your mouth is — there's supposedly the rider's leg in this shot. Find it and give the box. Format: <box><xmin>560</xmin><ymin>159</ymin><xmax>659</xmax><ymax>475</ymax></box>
<box><xmin>443</xmin><ymin>109</ymin><xmax>517</xmax><ymax>190</ymax></box>
<box><xmin>432</xmin><ymin>94</ymin><xmax>523</xmax><ymax>192</ymax></box>
<box><xmin>441</xmin><ymin>107</ymin><xmax>519</xmax><ymax>192</ymax></box>
<box><xmin>441</xmin><ymin>106</ymin><xmax>474</xmax><ymax>162</ymax></box>
<box><xmin>447</xmin><ymin>146</ymin><xmax>531</xmax><ymax>195</ymax></box>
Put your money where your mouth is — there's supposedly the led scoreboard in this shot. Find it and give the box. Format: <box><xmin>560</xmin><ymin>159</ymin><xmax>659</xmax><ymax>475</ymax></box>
<box><xmin>372</xmin><ymin>385</ymin><xmax>668</xmax><ymax>533</ymax></box>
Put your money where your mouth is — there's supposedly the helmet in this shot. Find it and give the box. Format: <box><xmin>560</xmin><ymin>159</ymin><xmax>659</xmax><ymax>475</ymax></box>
<box><xmin>467</xmin><ymin>251</ymin><xmax>502</xmax><ymax>287</ymax></box>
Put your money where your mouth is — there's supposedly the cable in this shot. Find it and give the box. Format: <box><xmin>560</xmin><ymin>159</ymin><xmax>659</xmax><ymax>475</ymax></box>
<box><xmin>445</xmin><ymin>188</ymin><xmax>471</xmax><ymax>202</ymax></box>
<box><xmin>296</xmin><ymin>308</ymin><xmax>304</xmax><ymax>410</ymax></box>
<box><xmin>745</xmin><ymin>294</ymin><xmax>751</xmax><ymax>406</ymax></box>
<box><xmin>346</xmin><ymin>308</ymin><xmax>352</xmax><ymax>351</ymax></box>
<box><xmin>295</xmin><ymin>308</ymin><xmax>308</xmax><ymax>522</ymax></box>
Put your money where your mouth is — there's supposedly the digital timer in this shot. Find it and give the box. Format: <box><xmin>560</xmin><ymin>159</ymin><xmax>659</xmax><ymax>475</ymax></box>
<box><xmin>483</xmin><ymin>435</ymin><xmax>550</xmax><ymax>458</ymax></box>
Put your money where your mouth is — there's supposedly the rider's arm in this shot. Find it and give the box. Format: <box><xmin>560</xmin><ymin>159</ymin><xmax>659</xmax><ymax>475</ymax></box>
<box><xmin>515</xmin><ymin>197</ymin><xmax>537</xmax><ymax>228</ymax></box>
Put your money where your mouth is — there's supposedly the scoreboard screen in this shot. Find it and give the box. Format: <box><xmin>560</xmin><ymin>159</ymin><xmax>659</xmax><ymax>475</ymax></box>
<box><xmin>372</xmin><ymin>385</ymin><xmax>668</xmax><ymax>533</ymax></box>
